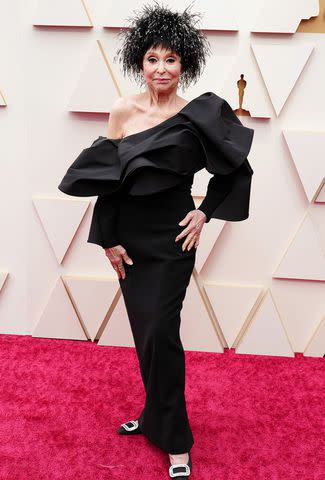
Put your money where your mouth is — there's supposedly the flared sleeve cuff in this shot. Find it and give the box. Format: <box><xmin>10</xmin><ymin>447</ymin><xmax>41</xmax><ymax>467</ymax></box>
<box><xmin>87</xmin><ymin>193</ymin><xmax>120</xmax><ymax>249</ymax></box>
<box><xmin>196</xmin><ymin>169</ymin><xmax>235</xmax><ymax>222</ymax></box>
<box><xmin>57</xmin><ymin>137</ymin><xmax>121</xmax><ymax>197</ymax></box>
<box><xmin>196</xmin><ymin>159</ymin><xmax>253</xmax><ymax>222</ymax></box>
<box><xmin>183</xmin><ymin>94</ymin><xmax>255</xmax><ymax>222</ymax></box>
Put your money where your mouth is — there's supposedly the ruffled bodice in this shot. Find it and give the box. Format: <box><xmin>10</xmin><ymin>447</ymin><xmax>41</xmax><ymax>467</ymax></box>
<box><xmin>58</xmin><ymin>91</ymin><xmax>255</xmax><ymax>223</ymax></box>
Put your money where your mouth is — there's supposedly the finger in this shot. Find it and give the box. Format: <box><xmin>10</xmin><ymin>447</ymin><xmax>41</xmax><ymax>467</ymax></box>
<box><xmin>176</xmin><ymin>221</ymin><xmax>198</xmax><ymax>242</ymax></box>
<box><xmin>178</xmin><ymin>212</ymin><xmax>192</xmax><ymax>227</ymax></box>
<box><xmin>187</xmin><ymin>238</ymin><xmax>196</xmax><ymax>251</ymax></box>
<box><xmin>182</xmin><ymin>231</ymin><xmax>197</xmax><ymax>251</ymax></box>
<box><xmin>112</xmin><ymin>258</ymin><xmax>125</xmax><ymax>279</ymax></box>
<box><xmin>111</xmin><ymin>263</ymin><xmax>120</xmax><ymax>278</ymax></box>
<box><xmin>118</xmin><ymin>262</ymin><xmax>126</xmax><ymax>279</ymax></box>
<box><xmin>113</xmin><ymin>265</ymin><xmax>121</xmax><ymax>279</ymax></box>
<box><xmin>183</xmin><ymin>236</ymin><xmax>196</xmax><ymax>251</ymax></box>
<box><xmin>122</xmin><ymin>252</ymin><xmax>134</xmax><ymax>265</ymax></box>
<box><xmin>106</xmin><ymin>248</ymin><xmax>120</xmax><ymax>261</ymax></box>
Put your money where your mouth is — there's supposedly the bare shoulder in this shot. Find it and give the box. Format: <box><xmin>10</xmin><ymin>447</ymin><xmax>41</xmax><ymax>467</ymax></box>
<box><xmin>107</xmin><ymin>93</ymin><xmax>189</xmax><ymax>138</ymax></box>
<box><xmin>107</xmin><ymin>97</ymin><xmax>128</xmax><ymax>139</ymax></box>
<box><xmin>117</xmin><ymin>93</ymin><xmax>148</xmax><ymax>114</ymax></box>
<box><xmin>107</xmin><ymin>95</ymin><xmax>142</xmax><ymax>139</ymax></box>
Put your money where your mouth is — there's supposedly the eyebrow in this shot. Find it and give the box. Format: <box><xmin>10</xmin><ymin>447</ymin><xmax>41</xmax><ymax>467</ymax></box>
<box><xmin>145</xmin><ymin>51</ymin><xmax>177</xmax><ymax>56</ymax></box>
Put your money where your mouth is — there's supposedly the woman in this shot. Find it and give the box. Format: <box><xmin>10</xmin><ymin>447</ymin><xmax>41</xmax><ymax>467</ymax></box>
<box><xmin>58</xmin><ymin>3</ymin><xmax>254</xmax><ymax>478</ymax></box>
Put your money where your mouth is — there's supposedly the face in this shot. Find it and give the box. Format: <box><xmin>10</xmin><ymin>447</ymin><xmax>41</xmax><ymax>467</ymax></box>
<box><xmin>141</xmin><ymin>44</ymin><xmax>182</xmax><ymax>92</ymax></box>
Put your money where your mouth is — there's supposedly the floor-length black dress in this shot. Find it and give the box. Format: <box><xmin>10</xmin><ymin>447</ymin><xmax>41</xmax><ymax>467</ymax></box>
<box><xmin>58</xmin><ymin>91</ymin><xmax>254</xmax><ymax>454</ymax></box>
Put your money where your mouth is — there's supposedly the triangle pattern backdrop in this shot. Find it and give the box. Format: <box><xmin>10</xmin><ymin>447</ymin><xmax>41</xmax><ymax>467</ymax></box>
<box><xmin>304</xmin><ymin>313</ymin><xmax>325</xmax><ymax>357</ymax></box>
<box><xmin>98</xmin><ymin>293</ymin><xmax>136</xmax><ymax>347</ymax></box>
<box><xmin>32</xmin><ymin>277</ymin><xmax>87</xmax><ymax>341</ymax></box>
<box><xmin>273</xmin><ymin>213</ymin><xmax>325</xmax><ymax>282</ymax></box>
<box><xmin>24</xmin><ymin>2</ymin><xmax>325</xmax><ymax>357</ymax></box>
<box><xmin>251</xmin><ymin>43</ymin><xmax>314</xmax><ymax>116</ymax></box>
<box><xmin>283</xmin><ymin>129</ymin><xmax>325</xmax><ymax>202</ymax></box>
<box><xmin>236</xmin><ymin>290</ymin><xmax>294</xmax><ymax>357</ymax></box>
<box><xmin>33</xmin><ymin>197</ymin><xmax>90</xmax><ymax>264</ymax></box>
<box><xmin>63</xmin><ymin>275</ymin><xmax>120</xmax><ymax>341</ymax></box>
<box><xmin>204</xmin><ymin>283</ymin><xmax>263</xmax><ymax>349</ymax></box>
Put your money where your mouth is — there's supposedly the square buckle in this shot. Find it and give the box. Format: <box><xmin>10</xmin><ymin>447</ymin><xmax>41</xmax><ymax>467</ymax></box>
<box><xmin>169</xmin><ymin>463</ymin><xmax>191</xmax><ymax>477</ymax></box>
<box><xmin>121</xmin><ymin>420</ymin><xmax>139</xmax><ymax>431</ymax></box>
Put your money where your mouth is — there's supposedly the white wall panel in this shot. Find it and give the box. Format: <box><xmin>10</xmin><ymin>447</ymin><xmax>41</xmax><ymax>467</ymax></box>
<box><xmin>251</xmin><ymin>0</ymin><xmax>319</xmax><ymax>34</ymax></box>
<box><xmin>68</xmin><ymin>40</ymin><xmax>120</xmax><ymax>112</ymax></box>
<box><xmin>98</xmin><ymin>0</ymin><xmax>239</xmax><ymax>31</ymax></box>
<box><xmin>33</xmin><ymin>0</ymin><xmax>92</xmax><ymax>27</ymax></box>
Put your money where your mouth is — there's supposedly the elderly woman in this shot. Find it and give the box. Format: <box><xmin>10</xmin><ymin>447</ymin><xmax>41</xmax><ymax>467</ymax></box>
<box><xmin>58</xmin><ymin>3</ymin><xmax>254</xmax><ymax>478</ymax></box>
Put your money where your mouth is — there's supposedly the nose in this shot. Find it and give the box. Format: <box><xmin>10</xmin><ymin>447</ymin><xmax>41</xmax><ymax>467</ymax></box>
<box><xmin>156</xmin><ymin>60</ymin><xmax>166</xmax><ymax>73</ymax></box>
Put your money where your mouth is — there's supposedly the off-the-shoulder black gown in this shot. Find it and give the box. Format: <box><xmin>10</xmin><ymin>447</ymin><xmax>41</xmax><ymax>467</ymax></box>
<box><xmin>58</xmin><ymin>91</ymin><xmax>254</xmax><ymax>454</ymax></box>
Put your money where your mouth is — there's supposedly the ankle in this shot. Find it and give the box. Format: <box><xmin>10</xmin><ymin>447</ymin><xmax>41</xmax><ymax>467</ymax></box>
<box><xmin>168</xmin><ymin>452</ymin><xmax>189</xmax><ymax>465</ymax></box>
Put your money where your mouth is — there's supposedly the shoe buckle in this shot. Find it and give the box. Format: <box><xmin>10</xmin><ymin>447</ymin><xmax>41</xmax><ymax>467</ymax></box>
<box><xmin>121</xmin><ymin>420</ymin><xmax>139</xmax><ymax>431</ymax></box>
<box><xmin>169</xmin><ymin>463</ymin><xmax>191</xmax><ymax>477</ymax></box>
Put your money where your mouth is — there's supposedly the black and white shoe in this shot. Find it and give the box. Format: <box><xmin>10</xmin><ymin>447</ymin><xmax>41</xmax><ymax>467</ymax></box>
<box><xmin>168</xmin><ymin>451</ymin><xmax>192</xmax><ymax>478</ymax></box>
<box><xmin>117</xmin><ymin>419</ymin><xmax>143</xmax><ymax>435</ymax></box>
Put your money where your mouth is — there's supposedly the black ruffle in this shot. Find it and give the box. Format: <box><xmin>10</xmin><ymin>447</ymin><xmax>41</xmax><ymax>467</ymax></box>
<box><xmin>58</xmin><ymin>91</ymin><xmax>254</xmax><ymax>222</ymax></box>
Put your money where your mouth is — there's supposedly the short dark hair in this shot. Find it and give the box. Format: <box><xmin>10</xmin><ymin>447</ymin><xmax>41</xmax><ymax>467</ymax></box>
<box><xmin>114</xmin><ymin>1</ymin><xmax>211</xmax><ymax>90</ymax></box>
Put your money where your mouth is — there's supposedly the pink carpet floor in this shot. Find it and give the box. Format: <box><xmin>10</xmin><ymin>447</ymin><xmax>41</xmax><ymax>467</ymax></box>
<box><xmin>0</xmin><ymin>334</ymin><xmax>324</xmax><ymax>480</ymax></box>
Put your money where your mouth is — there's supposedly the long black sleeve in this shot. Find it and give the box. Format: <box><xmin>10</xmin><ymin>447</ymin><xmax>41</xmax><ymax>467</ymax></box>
<box><xmin>87</xmin><ymin>193</ymin><xmax>120</xmax><ymax>248</ymax></box>
<box><xmin>196</xmin><ymin>170</ymin><xmax>235</xmax><ymax>223</ymax></box>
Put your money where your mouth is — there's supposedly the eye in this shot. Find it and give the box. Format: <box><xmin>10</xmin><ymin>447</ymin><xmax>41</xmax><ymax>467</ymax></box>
<box><xmin>146</xmin><ymin>57</ymin><xmax>176</xmax><ymax>63</ymax></box>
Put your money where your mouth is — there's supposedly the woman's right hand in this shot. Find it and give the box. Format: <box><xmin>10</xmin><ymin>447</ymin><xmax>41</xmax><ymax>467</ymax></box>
<box><xmin>104</xmin><ymin>245</ymin><xmax>134</xmax><ymax>280</ymax></box>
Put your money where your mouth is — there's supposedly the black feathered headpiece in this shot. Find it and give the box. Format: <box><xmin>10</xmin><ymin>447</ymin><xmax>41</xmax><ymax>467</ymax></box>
<box><xmin>113</xmin><ymin>0</ymin><xmax>211</xmax><ymax>90</ymax></box>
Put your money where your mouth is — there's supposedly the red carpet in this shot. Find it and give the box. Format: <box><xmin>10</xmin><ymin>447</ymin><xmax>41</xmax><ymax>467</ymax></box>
<box><xmin>0</xmin><ymin>334</ymin><xmax>324</xmax><ymax>479</ymax></box>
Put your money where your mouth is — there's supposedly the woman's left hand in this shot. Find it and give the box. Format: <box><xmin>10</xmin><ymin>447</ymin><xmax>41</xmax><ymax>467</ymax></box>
<box><xmin>175</xmin><ymin>209</ymin><xmax>206</xmax><ymax>251</ymax></box>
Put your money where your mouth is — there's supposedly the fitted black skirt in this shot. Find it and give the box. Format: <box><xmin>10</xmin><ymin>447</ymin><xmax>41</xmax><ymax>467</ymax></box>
<box><xmin>116</xmin><ymin>186</ymin><xmax>196</xmax><ymax>454</ymax></box>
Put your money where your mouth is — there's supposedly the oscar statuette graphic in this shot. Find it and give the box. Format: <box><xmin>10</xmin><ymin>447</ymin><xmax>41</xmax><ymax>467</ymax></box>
<box><xmin>234</xmin><ymin>73</ymin><xmax>251</xmax><ymax>116</ymax></box>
